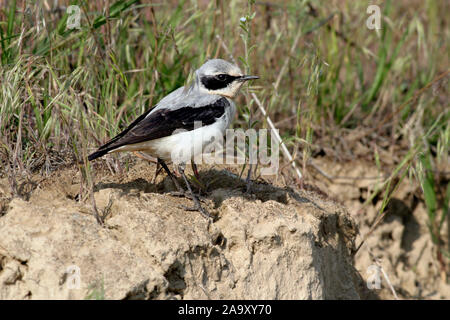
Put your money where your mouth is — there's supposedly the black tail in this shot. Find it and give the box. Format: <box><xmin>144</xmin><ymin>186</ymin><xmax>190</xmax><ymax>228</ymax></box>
<box><xmin>88</xmin><ymin>149</ymin><xmax>110</xmax><ymax>161</ymax></box>
<box><xmin>87</xmin><ymin>108</ymin><xmax>155</xmax><ymax>162</ymax></box>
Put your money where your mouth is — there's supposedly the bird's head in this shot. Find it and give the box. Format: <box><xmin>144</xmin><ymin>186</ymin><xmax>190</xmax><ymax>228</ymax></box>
<box><xmin>194</xmin><ymin>59</ymin><xmax>259</xmax><ymax>98</ymax></box>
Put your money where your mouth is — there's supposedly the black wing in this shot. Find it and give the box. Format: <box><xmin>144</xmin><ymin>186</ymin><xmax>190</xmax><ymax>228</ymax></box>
<box><xmin>88</xmin><ymin>97</ymin><xmax>229</xmax><ymax>161</ymax></box>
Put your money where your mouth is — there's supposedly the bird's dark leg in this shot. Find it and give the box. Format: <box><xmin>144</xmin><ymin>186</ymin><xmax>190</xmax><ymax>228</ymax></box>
<box><xmin>152</xmin><ymin>161</ymin><xmax>163</xmax><ymax>184</ymax></box>
<box><xmin>245</xmin><ymin>163</ymin><xmax>252</xmax><ymax>193</ymax></box>
<box><xmin>191</xmin><ymin>159</ymin><xmax>200</xmax><ymax>181</ymax></box>
<box><xmin>157</xmin><ymin>158</ymin><xmax>184</xmax><ymax>193</ymax></box>
<box><xmin>178</xmin><ymin>163</ymin><xmax>212</xmax><ymax>220</ymax></box>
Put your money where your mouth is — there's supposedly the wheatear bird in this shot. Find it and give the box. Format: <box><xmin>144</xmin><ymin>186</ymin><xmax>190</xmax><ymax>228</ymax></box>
<box><xmin>88</xmin><ymin>59</ymin><xmax>258</xmax><ymax>218</ymax></box>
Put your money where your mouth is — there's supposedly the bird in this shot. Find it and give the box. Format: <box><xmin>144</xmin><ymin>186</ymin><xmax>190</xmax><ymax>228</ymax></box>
<box><xmin>88</xmin><ymin>59</ymin><xmax>259</xmax><ymax>219</ymax></box>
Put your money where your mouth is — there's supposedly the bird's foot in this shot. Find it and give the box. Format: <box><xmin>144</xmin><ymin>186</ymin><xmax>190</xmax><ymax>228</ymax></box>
<box><xmin>178</xmin><ymin>163</ymin><xmax>213</xmax><ymax>221</ymax></box>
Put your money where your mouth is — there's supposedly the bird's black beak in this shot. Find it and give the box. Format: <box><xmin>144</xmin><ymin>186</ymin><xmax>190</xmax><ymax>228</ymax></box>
<box><xmin>238</xmin><ymin>75</ymin><xmax>259</xmax><ymax>82</ymax></box>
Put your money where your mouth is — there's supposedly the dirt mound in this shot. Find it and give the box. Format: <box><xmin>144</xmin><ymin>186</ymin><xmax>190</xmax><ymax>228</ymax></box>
<box><xmin>0</xmin><ymin>162</ymin><xmax>372</xmax><ymax>299</ymax></box>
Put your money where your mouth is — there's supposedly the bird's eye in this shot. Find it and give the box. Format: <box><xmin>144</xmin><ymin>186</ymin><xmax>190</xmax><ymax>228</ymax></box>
<box><xmin>217</xmin><ymin>74</ymin><xmax>227</xmax><ymax>81</ymax></box>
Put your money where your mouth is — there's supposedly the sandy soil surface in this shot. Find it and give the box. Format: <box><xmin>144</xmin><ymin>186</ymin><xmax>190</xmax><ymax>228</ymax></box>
<box><xmin>0</xmin><ymin>157</ymin><xmax>448</xmax><ymax>299</ymax></box>
<box><xmin>0</xmin><ymin>160</ymin><xmax>373</xmax><ymax>300</ymax></box>
<box><xmin>311</xmin><ymin>157</ymin><xmax>450</xmax><ymax>299</ymax></box>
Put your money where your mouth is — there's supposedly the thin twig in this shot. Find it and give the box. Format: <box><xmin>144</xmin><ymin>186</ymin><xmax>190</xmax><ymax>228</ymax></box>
<box><xmin>215</xmin><ymin>35</ymin><xmax>237</xmax><ymax>65</ymax></box>
<box><xmin>273</xmin><ymin>31</ymin><xmax>301</xmax><ymax>91</ymax></box>
<box><xmin>354</xmin><ymin>210</ymin><xmax>388</xmax><ymax>255</ymax></box>
<box><xmin>305</xmin><ymin>157</ymin><xmax>388</xmax><ymax>181</ymax></box>
<box><xmin>374</xmin><ymin>258</ymin><xmax>399</xmax><ymax>300</ymax></box>
<box><xmin>349</xmin><ymin>69</ymin><xmax>450</xmax><ymax>142</ymax></box>
<box><xmin>375</xmin><ymin>69</ymin><xmax>450</xmax><ymax>133</ymax></box>
<box><xmin>252</xmin><ymin>93</ymin><xmax>303</xmax><ymax>181</ymax></box>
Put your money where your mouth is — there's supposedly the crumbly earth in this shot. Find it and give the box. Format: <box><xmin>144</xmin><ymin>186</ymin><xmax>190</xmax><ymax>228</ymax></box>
<box><xmin>311</xmin><ymin>157</ymin><xmax>450</xmax><ymax>299</ymax></box>
<box><xmin>0</xmin><ymin>160</ymin><xmax>374</xmax><ymax>300</ymax></box>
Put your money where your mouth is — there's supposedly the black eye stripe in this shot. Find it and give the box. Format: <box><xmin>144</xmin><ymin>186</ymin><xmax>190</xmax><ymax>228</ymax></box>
<box><xmin>201</xmin><ymin>74</ymin><xmax>240</xmax><ymax>90</ymax></box>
